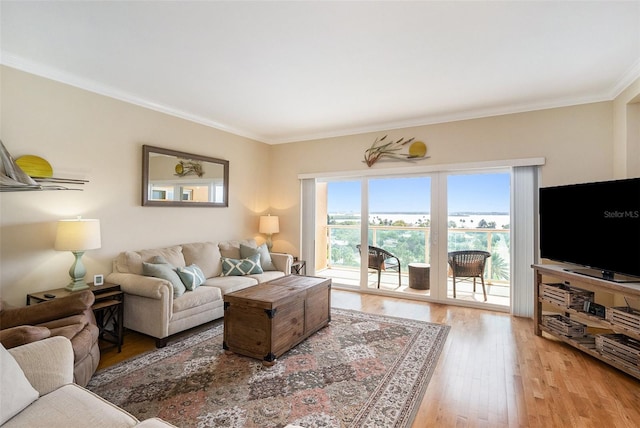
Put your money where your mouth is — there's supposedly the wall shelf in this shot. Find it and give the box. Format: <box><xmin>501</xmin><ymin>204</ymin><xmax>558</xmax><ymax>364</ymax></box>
<box><xmin>0</xmin><ymin>177</ymin><xmax>88</xmax><ymax>192</ymax></box>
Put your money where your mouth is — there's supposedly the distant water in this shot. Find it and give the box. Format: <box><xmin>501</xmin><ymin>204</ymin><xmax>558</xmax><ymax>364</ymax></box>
<box><xmin>330</xmin><ymin>212</ymin><xmax>510</xmax><ymax>229</ymax></box>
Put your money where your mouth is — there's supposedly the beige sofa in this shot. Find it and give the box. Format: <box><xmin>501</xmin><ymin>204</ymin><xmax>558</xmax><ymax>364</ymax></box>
<box><xmin>1</xmin><ymin>336</ymin><xmax>175</xmax><ymax>427</ymax></box>
<box><xmin>106</xmin><ymin>240</ymin><xmax>292</xmax><ymax>347</ymax></box>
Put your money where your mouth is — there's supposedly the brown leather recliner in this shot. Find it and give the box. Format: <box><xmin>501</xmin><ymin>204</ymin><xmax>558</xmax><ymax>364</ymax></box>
<box><xmin>0</xmin><ymin>290</ymin><xmax>100</xmax><ymax>386</ymax></box>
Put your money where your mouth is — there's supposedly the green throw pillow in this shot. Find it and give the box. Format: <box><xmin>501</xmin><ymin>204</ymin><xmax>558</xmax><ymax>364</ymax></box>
<box><xmin>240</xmin><ymin>243</ymin><xmax>276</xmax><ymax>271</ymax></box>
<box><xmin>142</xmin><ymin>260</ymin><xmax>186</xmax><ymax>297</ymax></box>
<box><xmin>176</xmin><ymin>264</ymin><xmax>206</xmax><ymax>291</ymax></box>
<box><xmin>221</xmin><ymin>253</ymin><xmax>263</xmax><ymax>276</ymax></box>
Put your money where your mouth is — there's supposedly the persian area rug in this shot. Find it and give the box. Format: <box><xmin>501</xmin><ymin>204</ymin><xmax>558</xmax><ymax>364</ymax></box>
<box><xmin>87</xmin><ymin>308</ymin><xmax>450</xmax><ymax>428</ymax></box>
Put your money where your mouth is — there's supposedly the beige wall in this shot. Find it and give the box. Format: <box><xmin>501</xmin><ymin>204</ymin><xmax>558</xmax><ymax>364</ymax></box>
<box><xmin>0</xmin><ymin>66</ymin><xmax>272</xmax><ymax>306</ymax></box>
<box><xmin>269</xmin><ymin>102</ymin><xmax>617</xmax><ymax>256</ymax></box>
<box><xmin>1</xmin><ymin>65</ymin><xmax>638</xmax><ymax>307</ymax></box>
<box><xmin>613</xmin><ymin>76</ymin><xmax>640</xmax><ymax>178</ymax></box>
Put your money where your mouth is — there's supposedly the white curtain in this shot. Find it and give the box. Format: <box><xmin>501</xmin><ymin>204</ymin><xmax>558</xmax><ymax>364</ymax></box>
<box><xmin>510</xmin><ymin>165</ymin><xmax>540</xmax><ymax>317</ymax></box>
<box><xmin>300</xmin><ymin>178</ymin><xmax>316</xmax><ymax>276</ymax></box>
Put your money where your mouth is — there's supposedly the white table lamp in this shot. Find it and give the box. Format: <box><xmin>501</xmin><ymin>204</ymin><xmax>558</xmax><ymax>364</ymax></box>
<box><xmin>259</xmin><ymin>215</ymin><xmax>279</xmax><ymax>251</ymax></box>
<box><xmin>55</xmin><ymin>217</ymin><xmax>101</xmax><ymax>291</ymax></box>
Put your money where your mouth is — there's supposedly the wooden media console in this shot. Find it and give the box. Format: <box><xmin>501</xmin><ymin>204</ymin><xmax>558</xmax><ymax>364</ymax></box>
<box><xmin>533</xmin><ymin>264</ymin><xmax>640</xmax><ymax>380</ymax></box>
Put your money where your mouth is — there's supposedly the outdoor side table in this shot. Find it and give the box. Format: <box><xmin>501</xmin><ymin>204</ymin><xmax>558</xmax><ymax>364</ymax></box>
<box><xmin>408</xmin><ymin>263</ymin><xmax>430</xmax><ymax>290</ymax></box>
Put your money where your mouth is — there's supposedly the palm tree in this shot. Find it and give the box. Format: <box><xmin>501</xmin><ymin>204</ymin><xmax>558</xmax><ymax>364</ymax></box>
<box><xmin>489</xmin><ymin>252</ymin><xmax>509</xmax><ymax>280</ymax></box>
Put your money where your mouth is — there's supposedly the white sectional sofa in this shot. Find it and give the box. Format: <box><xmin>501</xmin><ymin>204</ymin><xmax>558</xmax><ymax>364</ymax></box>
<box><xmin>106</xmin><ymin>239</ymin><xmax>292</xmax><ymax>347</ymax></box>
<box><xmin>1</xmin><ymin>336</ymin><xmax>176</xmax><ymax>427</ymax></box>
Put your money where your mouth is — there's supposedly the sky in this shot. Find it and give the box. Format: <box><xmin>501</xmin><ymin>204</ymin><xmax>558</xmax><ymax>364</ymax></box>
<box><xmin>327</xmin><ymin>173</ymin><xmax>510</xmax><ymax>213</ymax></box>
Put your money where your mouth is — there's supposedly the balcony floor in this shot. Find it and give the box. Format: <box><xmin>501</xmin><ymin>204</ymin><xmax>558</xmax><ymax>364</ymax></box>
<box><xmin>316</xmin><ymin>267</ymin><xmax>510</xmax><ymax>306</ymax></box>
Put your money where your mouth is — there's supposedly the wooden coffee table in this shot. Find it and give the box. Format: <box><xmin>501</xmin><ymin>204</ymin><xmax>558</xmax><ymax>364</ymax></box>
<box><xmin>223</xmin><ymin>275</ymin><xmax>331</xmax><ymax>365</ymax></box>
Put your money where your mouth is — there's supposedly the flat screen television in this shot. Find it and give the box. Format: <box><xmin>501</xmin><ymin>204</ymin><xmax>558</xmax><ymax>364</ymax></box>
<box><xmin>539</xmin><ymin>177</ymin><xmax>640</xmax><ymax>282</ymax></box>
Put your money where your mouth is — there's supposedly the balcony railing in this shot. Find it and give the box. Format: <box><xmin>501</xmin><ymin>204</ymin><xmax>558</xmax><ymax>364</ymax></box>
<box><xmin>322</xmin><ymin>224</ymin><xmax>510</xmax><ymax>283</ymax></box>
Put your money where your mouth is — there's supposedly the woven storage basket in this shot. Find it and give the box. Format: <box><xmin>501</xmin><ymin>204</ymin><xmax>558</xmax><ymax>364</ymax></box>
<box><xmin>606</xmin><ymin>307</ymin><xmax>640</xmax><ymax>334</ymax></box>
<box><xmin>539</xmin><ymin>282</ymin><xmax>594</xmax><ymax>309</ymax></box>
<box><xmin>595</xmin><ymin>334</ymin><xmax>640</xmax><ymax>370</ymax></box>
<box><xmin>542</xmin><ymin>314</ymin><xmax>587</xmax><ymax>337</ymax></box>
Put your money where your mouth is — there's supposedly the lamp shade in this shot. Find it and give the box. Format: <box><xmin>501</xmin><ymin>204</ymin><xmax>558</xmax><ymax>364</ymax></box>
<box><xmin>54</xmin><ymin>218</ymin><xmax>102</xmax><ymax>251</ymax></box>
<box><xmin>259</xmin><ymin>215</ymin><xmax>279</xmax><ymax>234</ymax></box>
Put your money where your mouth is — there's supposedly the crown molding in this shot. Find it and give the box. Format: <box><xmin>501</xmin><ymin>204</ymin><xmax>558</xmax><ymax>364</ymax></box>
<box><xmin>609</xmin><ymin>58</ymin><xmax>640</xmax><ymax>99</ymax></box>
<box><xmin>3</xmin><ymin>51</ymin><xmax>639</xmax><ymax>146</ymax></box>
<box><xmin>269</xmin><ymin>94</ymin><xmax>612</xmax><ymax>145</ymax></box>
<box><xmin>0</xmin><ymin>52</ymin><xmax>266</xmax><ymax>143</ymax></box>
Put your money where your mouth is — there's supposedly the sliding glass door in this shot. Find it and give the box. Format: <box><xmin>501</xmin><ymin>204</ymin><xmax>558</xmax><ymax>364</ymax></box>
<box><xmin>366</xmin><ymin>177</ymin><xmax>432</xmax><ymax>291</ymax></box>
<box><xmin>314</xmin><ymin>169</ymin><xmax>512</xmax><ymax>310</ymax></box>
<box><xmin>445</xmin><ymin>172</ymin><xmax>511</xmax><ymax>306</ymax></box>
<box><xmin>320</xmin><ymin>180</ymin><xmax>362</xmax><ymax>287</ymax></box>
<box><xmin>318</xmin><ymin>176</ymin><xmax>433</xmax><ymax>293</ymax></box>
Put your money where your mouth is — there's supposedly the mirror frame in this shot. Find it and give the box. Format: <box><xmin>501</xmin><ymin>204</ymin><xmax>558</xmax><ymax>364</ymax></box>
<box><xmin>142</xmin><ymin>145</ymin><xmax>229</xmax><ymax>207</ymax></box>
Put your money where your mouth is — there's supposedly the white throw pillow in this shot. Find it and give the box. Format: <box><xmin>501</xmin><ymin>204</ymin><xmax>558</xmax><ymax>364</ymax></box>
<box><xmin>0</xmin><ymin>343</ymin><xmax>39</xmax><ymax>424</ymax></box>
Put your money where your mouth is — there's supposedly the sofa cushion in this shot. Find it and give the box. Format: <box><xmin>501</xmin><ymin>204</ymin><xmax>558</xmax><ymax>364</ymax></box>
<box><xmin>181</xmin><ymin>242</ymin><xmax>222</xmax><ymax>278</ymax></box>
<box><xmin>218</xmin><ymin>239</ymin><xmax>256</xmax><ymax>259</ymax></box>
<box><xmin>143</xmin><ymin>260</ymin><xmax>186</xmax><ymax>297</ymax></box>
<box><xmin>221</xmin><ymin>254</ymin><xmax>263</xmax><ymax>276</ymax></box>
<box><xmin>0</xmin><ymin>325</ymin><xmax>51</xmax><ymax>349</ymax></box>
<box><xmin>47</xmin><ymin>322</ymin><xmax>85</xmax><ymax>342</ymax></box>
<box><xmin>172</xmin><ymin>286</ymin><xmax>222</xmax><ymax>314</ymax></box>
<box><xmin>240</xmin><ymin>243</ymin><xmax>276</xmax><ymax>271</ymax></box>
<box><xmin>1</xmin><ymin>384</ymin><xmax>139</xmax><ymax>428</ymax></box>
<box><xmin>203</xmin><ymin>275</ymin><xmax>258</xmax><ymax>295</ymax></box>
<box><xmin>67</xmin><ymin>323</ymin><xmax>99</xmax><ymax>368</ymax></box>
<box><xmin>116</xmin><ymin>245</ymin><xmax>185</xmax><ymax>275</ymax></box>
<box><xmin>176</xmin><ymin>265</ymin><xmax>206</xmax><ymax>291</ymax></box>
<box><xmin>0</xmin><ymin>291</ymin><xmax>95</xmax><ymax>330</ymax></box>
<box><xmin>39</xmin><ymin>313</ymin><xmax>88</xmax><ymax>331</ymax></box>
<box><xmin>7</xmin><ymin>336</ymin><xmax>74</xmax><ymax>396</ymax></box>
<box><xmin>246</xmin><ymin>271</ymin><xmax>287</xmax><ymax>283</ymax></box>
<box><xmin>0</xmin><ymin>343</ymin><xmax>39</xmax><ymax>425</ymax></box>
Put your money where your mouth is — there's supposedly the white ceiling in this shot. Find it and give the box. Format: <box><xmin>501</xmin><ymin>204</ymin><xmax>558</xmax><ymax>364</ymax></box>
<box><xmin>2</xmin><ymin>1</ymin><xmax>639</xmax><ymax>144</ymax></box>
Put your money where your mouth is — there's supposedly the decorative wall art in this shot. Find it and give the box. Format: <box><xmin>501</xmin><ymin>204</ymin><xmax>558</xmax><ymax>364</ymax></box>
<box><xmin>363</xmin><ymin>135</ymin><xmax>430</xmax><ymax>167</ymax></box>
<box><xmin>174</xmin><ymin>159</ymin><xmax>204</xmax><ymax>178</ymax></box>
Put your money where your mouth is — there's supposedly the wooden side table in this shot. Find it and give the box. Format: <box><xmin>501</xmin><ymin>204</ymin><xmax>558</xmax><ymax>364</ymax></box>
<box><xmin>27</xmin><ymin>282</ymin><xmax>124</xmax><ymax>352</ymax></box>
<box><xmin>291</xmin><ymin>260</ymin><xmax>306</xmax><ymax>275</ymax></box>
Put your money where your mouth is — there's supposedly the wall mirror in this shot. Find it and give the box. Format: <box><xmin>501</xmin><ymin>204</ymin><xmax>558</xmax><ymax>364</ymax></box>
<box><xmin>142</xmin><ymin>145</ymin><xmax>229</xmax><ymax>207</ymax></box>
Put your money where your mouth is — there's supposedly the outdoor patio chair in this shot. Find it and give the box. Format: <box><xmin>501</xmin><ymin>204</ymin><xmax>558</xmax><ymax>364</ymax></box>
<box><xmin>448</xmin><ymin>250</ymin><xmax>491</xmax><ymax>301</ymax></box>
<box><xmin>357</xmin><ymin>244</ymin><xmax>401</xmax><ymax>289</ymax></box>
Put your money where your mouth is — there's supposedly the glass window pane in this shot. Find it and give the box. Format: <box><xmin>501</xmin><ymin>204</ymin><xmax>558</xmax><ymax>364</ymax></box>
<box><xmin>368</xmin><ymin>177</ymin><xmax>431</xmax><ymax>290</ymax></box>
<box><xmin>447</xmin><ymin>172</ymin><xmax>510</xmax><ymax>305</ymax></box>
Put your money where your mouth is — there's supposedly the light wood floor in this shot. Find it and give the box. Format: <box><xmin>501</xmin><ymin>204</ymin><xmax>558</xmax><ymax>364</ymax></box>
<box><xmin>98</xmin><ymin>290</ymin><xmax>640</xmax><ymax>428</ymax></box>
